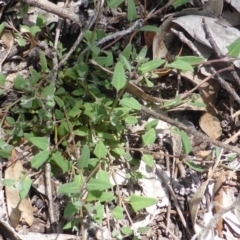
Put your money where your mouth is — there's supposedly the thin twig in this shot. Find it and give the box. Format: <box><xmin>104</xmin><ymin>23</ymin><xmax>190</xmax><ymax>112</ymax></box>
<box><xmin>97</xmin><ymin>19</ymin><xmax>143</xmax><ymax>46</ymax></box>
<box><xmin>202</xmin><ymin>18</ymin><xmax>240</xmax><ymax>88</ymax></box>
<box><xmin>156</xmin><ymin>165</ymin><xmax>189</xmax><ymax>232</ymax></box>
<box><xmin>80</xmin><ymin>19</ymin><xmax>143</xmax><ymax>55</ymax></box>
<box><xmin>18</xmin><ymin>0</ymin><xmax>83</xmax><ymax>26</ymax></box>
<box><xmin>181</xmin><ymin>66</ymin><xmax>232</xmax><ymax>100</ymax></box>
<box><xmin>141</xmin><ymin>105</ymin><xmax>240</xmax><ymax>155</ymax></box>
<box><xmin>58</xmin><ymin>12</ymin><xmax>97</xmax><ymax>68</ymax></box>
<box><xmin>45</xmin><ymin>163</ymin><xmax>56</xmax><ymax>233</ymax></box>
<box><xmin>191</xmin><ymin>197</ymin><xmax>240</xmax><ymax>240</ymax></box>
<box><xmin>171</xmin><ymin>28</ymin><xmax>240</xmax><ymax>105</ymax></box>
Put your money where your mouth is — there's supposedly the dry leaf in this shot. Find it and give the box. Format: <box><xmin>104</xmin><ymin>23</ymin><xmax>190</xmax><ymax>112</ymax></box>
<box><xmin>172</xmin><ymin>14</ymin><xmax>240</xmax><ymax>68</ymax></box>
<box><xmin>0</xmin><ymin>30</ymin><xmax>14</xmax><ymax>49</ymax></box>
<box><xmin>5</xmin><ymin>157</ymin><xmax>33</xmax><ymax>229</ymax></box>
<box><xmin>199</xmin><ymin>112</ymin><xmax>222</xmax><ymax>140</ymax></box>
<box><xmin>152</xmin><ymin>17</ymin><xmax>173</xmax><ymax>60</ymax></box>
<box><xmin>198</xmin><ymin>79</ymin><xmax>219</xmax><ymax>115</ymax></box>
<box><xmin>144</xmin><ymin>30</ymin><xmax>155</xmax><ymax>48</ymax></box>
<box><xmin>0</xmin><ymin>30</ymin><xmax>14</xmax><ymax>71</ymax></box>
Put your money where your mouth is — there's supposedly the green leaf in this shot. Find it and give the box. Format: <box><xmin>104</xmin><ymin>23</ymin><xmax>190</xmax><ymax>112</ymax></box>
<box><xmin>29</xmin><ymin>137</ymin><xmax>49</xmax><ymax>150</ymax></box>
<box><xmin>2</xmin><ymin>179</ymin><xmax>15</xmax><ymax>186</ymax></box>
<box><xmin>172</xmin><ymin>0</ymin><xmax>191</xmax><ymax>8</ymax></box>
<box><xmin>16</xmin><ymin>37</ymin><xmax>26</xmax><ymax>47</ymax></box>
<box><xmin>93</xmin><ymin>140</ymin><xmax>108</xmax><ymax>159</ymax></box>
<box><xmin>137</xmin><ymin>46</ymin><xmax>148</xmax><ymax>60</ymax></box>
<box><xmin>122</xmin><ymin>43</ymin><xmax>132</xmax><ymax>60</ymax></box>
<box><xmin>138</xmin><ymin>227</ymin><xmax>150</xmax><ymax>233</ymax></box>
<box><xmin>142</xmin><ymin>128</ymin><xmax>156</xmax><ymax>146</ymax></box>
<box><xmin>119</xmin><ymin>54</ymin><xmax>133</xmax><ymax>73</ymax></box>
<box><xmin>6</xmin><ymin>116</ymin><xmax>15</xmax><ymax>125</ymax></box>
<box><xmin>36</xmin><ymin>14</ymin><xmax>47</xmax><ymax>27</ymax></box>
<box><xmin>188</xmin><ymin>101</ymin><xmax>206</xmax><ymax>108</ymax></box>
<box><xmin>112</xmin><ymin>206</ymin><xmax>124</xmax><ymax>220</ymax></box>
<box><xmin>180</xmin><ymin>130</ymin><xmax>192</xmax><ymax>154</ymax></box>
<box><xmin>144</xmin><ymin>77</ymin><xmax>154</xmax><ymax>87</ymax></box>
<box><xmin>93</xmin><ymin>203</ymin><xmax>104</xmax><ymax>223</ymax></box>
<box><xmin>225</xmin><ymin>153</ymin><xmax>237</xmax><ymax>161</ymax></box>
<box><xmin>87</xmin><ymin>178</ymin><xmax>113</xmax><ymax>191</ymax></box>
<box><xmin>185</xmin><ymin>160</ymin><xmax>204</xmax><ymax>172</ymax></box>
<box><xmin>65</xmin><ymin>68</ymin><xmax>77</xmax><ymax>79</ymax></box>
<box><xmin>30</xmin><ymin>25</ymin><xmax>41</xmax><ymax>35</ymax></box>
<box><xmin>40</xmin><ymin>50</ymin><xmax>48</xmax><ymax>72</ymax></box>
<box><xmin>63</xmin><ymin>219</ymin><xmax>80</xmax><ymax>230</ymax></box>
<box><xmin>138</xmin><ymin>59</ymin><xmax>165</xmax><ymax>74</ymax></box>
<box><xmin>127</xmin><ymin>0</ymin><xmax>137</xmax><ymax>21</ymax></box>
<box><xmin>58</xmin><ymin>175</ymin><xmax>83</xmax><ymax>194</ymax></box>
<box><xmin>166</xmin><ymin>59</ymin><xmax>193</xmax><ymax>72</ymax></box>
<box><xmin>78</xmin><ymin>145</ymin><xmax>90</xmax><ymax>169</ymax></box>
<box><xmin>68</xmin><ymin>107</ymin><xmax>81</xmax><ymax>117</ymax></box>
<box><xmin>41</xmin><ymin>83</ymin><xmax>55</xmax><ymax>97</ymax></box>
<box><xmin>55</xmin><ymin>109</ymin><xmax>64</xmax><ymax>119</ymax></box>
<box><xmin>96</xmin><ymin>169</ymin><xmax>111</xmax><ymax>182</ymax></box>
<box><xmin>63</xmin><ymin>202</ymin><xmax>80</xmax><ymax>218</ymax></box>
<box><xmin>227</xmin><ymin>37</ymin><xmax>240</xmax><ymax>57</ymax></box>
<box><xmin>163</xmin><ymin>95</ymin><xmax>182</xmax><ymax>109</ymax></box>
<box><xmin>86</xmin><ymin>191</ymin><xmax>115</xmax><ymax>202</ymax></box>
<box><xmin>124</xmin><ymin>115</ymin><xmax>138</xmax><ymax>124</ymax></box>
<box><xmin>129</xmin><ymin>195</ymin><xmax>158</xmax><ymax>212</ymax></box>
<box><xmin>31</xmin><ymin>150</ymin><xmax>51</xmax><ymax>169</ymax></box>
<box><xmin>20</xmin><ymin>98</ymin><xmax>33</xmax><ymax>109</ymax></box>
<box><xmin>0</xmin><ymin>73</ymin><xmax>6</xmax><ymax>85</ymax></box>
<box><xmin>215</xmin><ymin>146</ymin><xmax>222</xmax><ymax>159</ymax></box>
<box><xmin>19</xmin><ymin>176</ymin><xmax>32</xmax><ymax>199</ymax></box>
<box><xmin>74</xmin><ymin>127</ymin><xmax>89</xmax><ymax>136</ymax></box>
<box><xmin>107</xmin><ymin>0</ymin><xmax>124</xmax><ymax>8</ymax></box>
<box><xmin>121</xmin><ymin>227</ymin><xmax>133</xmax><ymax>235</ymax></box>
<box><xmin>176</xmin><ymin>56</ymin><xmax>204</xmax><ymax>65</ymax></box>
<box><xmin>137</xmin><ymin>25</ymin><xmax>160</xmax><ymax>32</ymax></box>
<box><xmin>0</xmin><ymin>149</ymin><xmax>12</xmax><ymax>158</ymax></box>
<box><xmin>54</xmin><ymin>96</ymin><xmax>64</xmax><ymax>108</ymax></box>
<box><xmin>142</xmin><ymin>154</ymin><xmax>154</xmax><ymax>167</ymax></box>
<box><xmin>112</xmin><ymin>62</ymin><xmax>126</xmax><ymax>91</ymax></box>
<box><xmin>145</xmin><ymin>119</ymin><xmax>158</xmax><ymax>131</ymax></box>
<box><xmin>14</xmin><ymin>74</ymin><xmax>25</xmax><ymax>90</ymax></box>
<box><xmin>0</xmin><ymin>22</ymin><xmax>5</xmax><ymax>34</ymax></box>
<box><xmin>119</xmin><ymin>97</ymin><xmax>141</xmax><ymax>110</ymax></box>
<box><xmin>51</xmin><ymin>152</ymin><xmax>72</xmax><ymax>173</ymax></box>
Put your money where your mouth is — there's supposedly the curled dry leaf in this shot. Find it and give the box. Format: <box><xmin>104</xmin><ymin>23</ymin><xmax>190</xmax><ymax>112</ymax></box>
<box><xmin>5</xmin><ymin>156</ymin><xmax>33</xmax><ymax>229</ymax></box>
<box><xmin>152</xmin><ymin>17</ymin><xmax>174</xmax><ymax>60</ymax></box>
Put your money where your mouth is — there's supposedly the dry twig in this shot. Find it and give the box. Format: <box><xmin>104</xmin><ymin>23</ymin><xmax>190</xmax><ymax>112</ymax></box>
<box><xmin>18</xmin><ymin>0</ymin><xmax>83</xmax><ymax>26</ymax></box>
<box><xmin>171</xmin><ymin>28</ymin><xmax>240</xmax><ymax>105</ymax></box>
<box><xmin>141</xmin><ymin>105</ymin><xmax>240</xmax><ymax>155</ymax></box>
<box><xmin>202</xmin><ymin>18</ymin><xmax>240</xmax><ymax>88</ymax></box>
